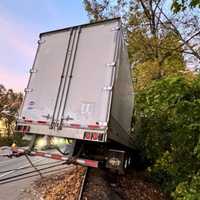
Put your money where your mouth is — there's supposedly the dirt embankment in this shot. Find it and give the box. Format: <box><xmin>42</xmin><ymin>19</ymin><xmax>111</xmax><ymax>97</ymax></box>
<box><xmin>82</xmin><ymin>169</ymin><xmax>167</xmax><ymax>200</ymax></box>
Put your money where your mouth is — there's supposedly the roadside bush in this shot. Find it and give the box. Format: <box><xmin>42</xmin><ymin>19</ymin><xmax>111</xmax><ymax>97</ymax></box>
<box><xmin>0</xmin><ymin>131</ymin><xmax>25</xmax><ymax>146</ymax></box>
<box><xmin>172</xmin><ymin>170</ymin><xmax>200</xmax><ymax>200</ymax></box>
<box><xmin>0</xmin><ymin>85</ymin><xmax>23</xmax><ymax>147</ymax></box>
<box><xmin>0</xmin><ymin>136</ymin><xmax>13</xmax><ymax>146</ymax></box>
<box><xmin>134</xmin><ymin>75</ymin><xmax>200</xmax><ymax>198</ymax></box>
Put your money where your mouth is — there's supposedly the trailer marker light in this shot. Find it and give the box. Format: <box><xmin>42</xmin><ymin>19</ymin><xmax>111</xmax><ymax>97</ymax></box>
<box><xmin>16</xmin><ymin>125</ymin><xmax>30</xmax><ymax>133</ymax></box>
<box><xmin>98</xmin><ymin>133</ymin><xmax>103</xmax><ymax>141</ymax></box>
<box><xmin>84</xmin><ymin>132</ymin><xmax>104</xmax><ymax>141</ymax></box>
<box><xmin>23</xmin><ymin>126</ymin><xmax>30</xmax><ymax>132</ymax></box>
<box><xmin>92</xmin><ymin>132</ymin><xmax>98</xmax><ymax>140</ymax></box>
<box><xmin>84</xmin><ymin>132</ymin><xmax>91</xmax><ymax>140</ymax></box>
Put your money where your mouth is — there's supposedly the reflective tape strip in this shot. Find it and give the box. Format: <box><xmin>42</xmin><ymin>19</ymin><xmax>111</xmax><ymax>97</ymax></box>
<box><xmin>80</xmin><ymin>124</ymin><xmax>88</xmax><ymax>129</ymax></box>
<box><xmin>84</xmin><ymin>159</ymin><xmax>98</xmax><ymax>168</ymax></box>
<box><xmin>44</xmin><ymin>153</ymin><xmax>51</xmax><ymax>158</ymax></box>
<box><xmin>76</xmin><ymin>158</ymin><xmax>98</xmax><ymax>168</ymax></box>
<box><xmin>20</xmin><ymin>120</ymin><xmax>106</xmax><ymax>130</ymax></box>
<box><xmin>61</xmin><ymin>157</ymin><xmax>69</xmax><ymax>161</ymax></box>
<box><xmin>51</xmin><ymin>154</ymin><xmax>64</xmax><ymax>160</ymax></box>
<box><xmin>21</xmin><ymin>120</ymin><xmax>48</xmax><ymax>125</ymax></box>
<box><xmin>88</xmin><ymin>125</ymin><xmax>100</xmax><ymax>129</ymax></box>
<box><xmin>37</xmin><ymin>121</ymin><xmax>48</xmax><ymax>124</ymax></box>
<box><xmin>25</xmin><ymin>120</ymin><xmax>33</xmax><ymax>123</ymax></box>
<box><xmin>75</xmin><ymin>159</ymin><xmax>85</xmax><ymax>165</ymax></box>
<box><xmin>13</xmin><ymin>149</ymin><xmax>98</xmax><ymax>168</ymax></box>
<box><xmin>30</xmin><ymin>151</ymin><xmax>67</xmax><ymax>161</ymax></box>
<box><xmin>70</xmin><ymin>124</ymin><xmax>81</xmax><ymax>128</ymax></box>
<box><xmin>68</xmin><ymin>124</ymin><xmax>106</xmax><ymax>130</ymax></box>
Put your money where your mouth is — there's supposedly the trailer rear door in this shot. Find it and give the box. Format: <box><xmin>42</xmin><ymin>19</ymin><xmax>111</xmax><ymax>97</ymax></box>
<box><xmin>20</xmin><ymin>30</ymin><xmax>72</xmax><ymax>123</ymax></box>
<box><xmin>20</xmin><ymin>19</ymin><xmax>120</xmax><ymax>131</ymax></box>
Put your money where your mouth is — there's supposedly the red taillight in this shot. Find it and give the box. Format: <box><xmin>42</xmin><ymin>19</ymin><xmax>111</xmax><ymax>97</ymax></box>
<box><xmin>92</xmin><ymin>132</ymin><xmax>98</xmax><ymax>140</ymax></box>
<box><xmin>24</xmin><ymin>126</ymin><xmax>30</xmax><ymax>132</ymax></box>
<box><xmin>84</xmin><ymin>132</ymin><xmax>91</xmax><ymax>140</ymax></box>
<box><xmin>16</xmin><ymin>125</ymin><xmax>30</xmax><ymax>133</ymax></box>
<box><xmin>98</xmin><ymin>133</ymin><xmax>103</xmax><ymax>141</ymax></box>
<box><xmin>84</xmin><ymin>132</ymin><xmax>104</xmax><ymax>141</ymax></box>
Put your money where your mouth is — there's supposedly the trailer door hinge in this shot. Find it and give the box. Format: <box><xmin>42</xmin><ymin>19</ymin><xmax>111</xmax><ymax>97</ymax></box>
<box><xmin>29</xmin><ymin>69</ymin><xmax>38</xmax><ymax>73</ymax></box>
<box><xmin>62</xmin><ymin>115</ymin><xmax>74</xmax><ymax>121</ymax></box>
<box><xmin>24</xmin><ymin>88</ymin><xmax>33</xmax><ymax>93</ymax></box>
<box><xmin>107</xmin><ymin>62</ymin><xmax>116</xmax><ymax>67</ymax></box>
<box><xmin>38</xmin><ymin>39</ymin><xmax>45</xmax><ymax>44</ymax></box>
<box><xmin>111</xmin><ymin>26</ymin><xmax>120</xmax><ymax>31</ymax></box>
<box><xmin>103</xmin><ymin>86</ymin><xmax>113</xmax><ymax>91</ymax></box>
<box><xmin>42</xmin><ymin>114</ymin><xmax>52</xmax><ymax>120</ymax></box>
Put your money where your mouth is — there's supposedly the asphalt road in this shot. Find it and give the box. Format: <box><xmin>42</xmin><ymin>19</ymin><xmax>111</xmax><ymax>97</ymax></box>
<box><xmin>0</xmin><ymin>153</ymin><xmax>72</xmax><ymax>200</ymax></box>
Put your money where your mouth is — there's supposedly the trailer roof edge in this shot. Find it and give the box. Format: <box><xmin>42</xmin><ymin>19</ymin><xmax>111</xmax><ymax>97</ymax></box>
<box><xmin>39</xmin><ymin>17</ymin><xmax>121</xmax><ymax>38</ymax></box>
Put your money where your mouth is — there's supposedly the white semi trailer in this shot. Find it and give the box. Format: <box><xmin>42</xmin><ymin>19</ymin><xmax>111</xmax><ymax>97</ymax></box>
<box><xmin>16</xmin><ymin>18</ymin><xmax>134</xmax><ymax>171</ymax></box>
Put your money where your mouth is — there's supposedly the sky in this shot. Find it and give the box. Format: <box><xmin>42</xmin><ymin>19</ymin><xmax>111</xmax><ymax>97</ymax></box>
<box><xmin>0</xmin><ymin>0</ymin><xmax>88</xmax><ymax>92</ymax></box>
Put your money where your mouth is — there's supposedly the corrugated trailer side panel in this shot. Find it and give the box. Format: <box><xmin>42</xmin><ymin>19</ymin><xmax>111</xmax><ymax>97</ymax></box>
<box><xmin>109</xmin><ymin>31</ymin><xmax>134</xmax><ymax>148</ymax></box>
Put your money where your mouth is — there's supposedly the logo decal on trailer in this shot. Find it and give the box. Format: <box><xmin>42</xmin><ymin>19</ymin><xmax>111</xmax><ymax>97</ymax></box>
<box><xmin>28</xmin><ymin>101</ymin><xmax>35</xmax><ymax>106</ymax></box>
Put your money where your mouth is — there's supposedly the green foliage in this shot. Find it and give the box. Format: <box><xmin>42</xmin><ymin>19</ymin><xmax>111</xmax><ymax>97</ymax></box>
<box><xmin>172</xmin><ymin>170</ymin><xmax>200</xmax><ymax>200</ymax></box>
<box><xmin>0</xmin><ymin>84</ymin><xmax>23</xmax><ymax>144</ymax></box>
<box><xmin>134</xmin><ymin>74</ymin><xmax>200</xmax><ymax>197</ymax></box>
<box><xmin>83</xmin><ymin>0</ymin><xmax>108</xmax><ymax>22</ymax></box>
<box><xmin>83</xmin><ymin>1</ymin><xmax>200</xmax><ymax>198</ymax></box>
<box><xmin>0</xmin><ymin>136</ymin><xmax>14</xmax><ymax>146</ymax></box>
<box><xmin>127</xmin><ymin>1</ymin><xmax>185</xmax><ymax>90</ymax></box>
<box><xmin>83</xmin><ymin>0</ymin><xmax>128</xmax><ymax>22</ymax></box>
<box><xmin>171</xmin><ymin>0</ymin><xmax>200</xmax><ymax>12</ymax></box>
<box><xmin>131</xmin><ymin>31</ymin><xmax>185</xmax><ymax>91</ymax></box>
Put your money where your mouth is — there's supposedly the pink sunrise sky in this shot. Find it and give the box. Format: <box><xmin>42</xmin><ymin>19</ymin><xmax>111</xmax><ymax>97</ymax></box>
<box><xmin>0</xmin><ymin>0</ymin><xmax>88</xmax><ymax>92</ymax></box>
